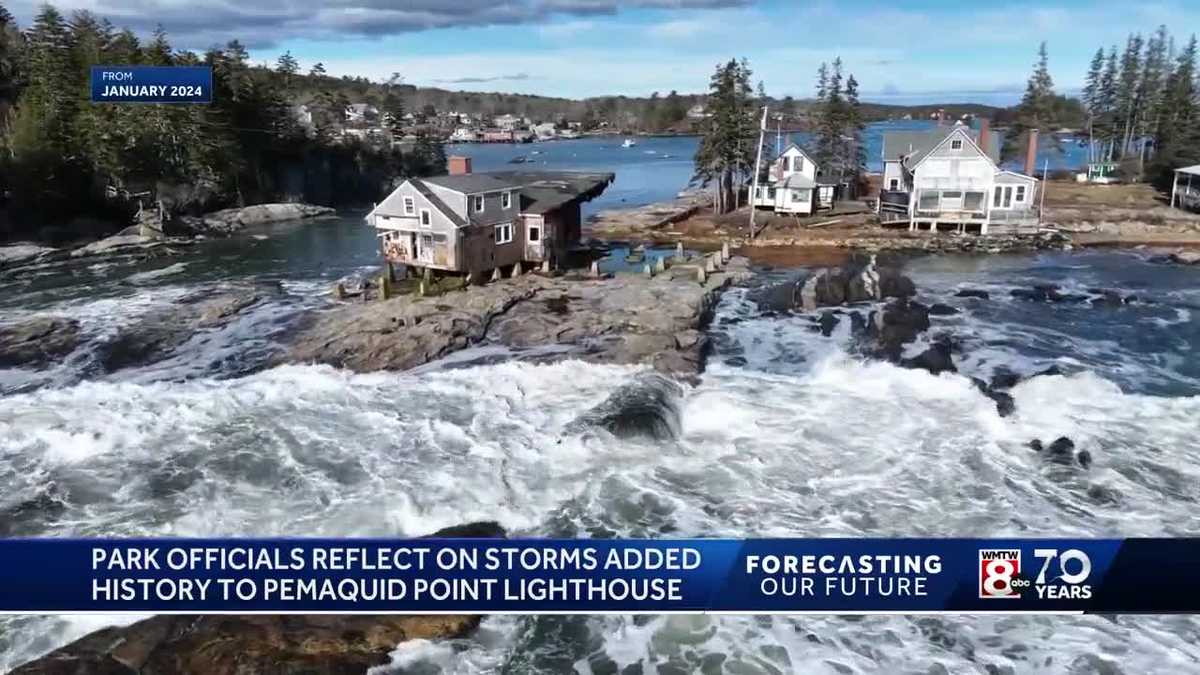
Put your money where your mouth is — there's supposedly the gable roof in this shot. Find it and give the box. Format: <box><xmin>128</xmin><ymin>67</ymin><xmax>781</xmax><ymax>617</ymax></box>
<box><xmin>410</xmin><ymin>179</ymin><xmax>466</xmax><ymax>226</ymax></box>
<box><xmin>883</xmin><ymin>125</ymin><xmax>1001</xmax><ymax>167</ymax></box>
<box><xmin>1176</xmin><ymin>165</ymin><xmax>1200</xmax><ymax>177</ymax></box>
<box><xmin>909</xmin><ymin>126</ymin><xmax>999</xmax><ymax>173</ymax></box>
<box><xmin>774</xmin><ymin>142</ymin><xmax>816</xmax><ymax>164</ymax></box>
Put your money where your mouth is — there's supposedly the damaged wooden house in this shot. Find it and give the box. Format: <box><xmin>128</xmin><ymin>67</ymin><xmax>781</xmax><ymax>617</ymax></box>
<box><xmin>367</xmin><ymin>156</ymin><xmax>614</xmax><ymax>279</ymax></box>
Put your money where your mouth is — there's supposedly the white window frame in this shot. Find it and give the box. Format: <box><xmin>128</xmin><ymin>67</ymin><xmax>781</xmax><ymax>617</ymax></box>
<box><xmin>889</xmin><ymin>179</ymin><xmax>899</xmax><ymax>190</ymax></box>
<box><xmin>1015</xmin><ymin>185</ymin><xmax>1027</xmax><ymax>203</ymax></box>
<box><xmin>527</xmin><ymin>223</ymin><xmax>540</xmax><ymax>242</ymax></box>
<box><xmin>403</xmin><ymin>196</ymin><xmax>415</xmax><ymax>215</ymax></box>
<box><xmin>951</xmin><ymin>139</ymin><xmax>963</xmax><ymax>150</ymax></box>
<box><xmin>473</xmin><ymin>195</ymin><xmax>484</xmax><ymax>212</ymax></box>
<box><xmin>494</xmin><ymin>222</ymin><xmax>513</xmax><ymax>244</ymax></box>
<box><xmin>419</xmin><ymin>208</ymin><xmax>432</xmax><ymax>228</ymax></box>
<box><xmin>502</xmin><ymin>191</ymin><xmax>512</xmax><ymax>209</ymax></box>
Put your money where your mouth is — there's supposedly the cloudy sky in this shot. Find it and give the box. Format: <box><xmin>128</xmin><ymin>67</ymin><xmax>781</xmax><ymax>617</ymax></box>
<box><xmin>7</xmin><ymin>0</ymin><xmax>1197</xmax><ymax>104</ymax></box>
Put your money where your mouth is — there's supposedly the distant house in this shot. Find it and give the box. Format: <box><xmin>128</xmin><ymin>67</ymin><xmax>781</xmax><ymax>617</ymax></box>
<box><xmin>686</xmin><ymin>104</ymin><xmax>708</xmax><ymax>120</ymax></box>
<box><xmin>751</xmin><ymin>143</ymin><xmax>837</xmax><ymax>215</ymax></box>
<box><xmin>367</xmin><ymin>156</ymin><xmax>614</xmax><ymax>276</ymax></box>
<box><xmin>879</xmin><ymin>122</ymin><xmax>1040</xmax><ymax>234</ymax></box>
<box><xmin>494</xmin><ymin>114</ymin><xmax>522</xmax><ymax>131</ymax></box>
<box><xmin>345</xmin><ymin>103</ymin><xmax>379</xmax><ymax>123</ymax></box>
<box><xmin>449</xmin><ymin>127</ymin><xmax>481</xmax><ymax>142</ymax></box>
<box><xmin>532</xmin><ymin>122</ymin><xmax>557</xmax><ymax>140</ymax></box>
<box><xmin>292</xmin><ymin>104</ymin><xmax>313</xmax><ymax>127</ymax></box>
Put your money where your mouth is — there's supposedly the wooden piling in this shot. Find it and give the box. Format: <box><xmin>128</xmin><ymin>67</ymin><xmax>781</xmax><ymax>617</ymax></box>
<box><xmin>589</xmin><ymin>261</ymin><xmax>601</xmax><ymax>278</ymax></box>
<box><xmin>491</xmin><ymin>268</ymin><xmax>502</xmax><ymax>283</ymax></box>
<box><xmin>643</xmin><ymin>263</ymin><xmax>653</xmax><ymax>278</ymax></box>
<box><xmin>654</xmin><ymin>256</ymin><xmax>666</xmax><ymax>274</ymax></box>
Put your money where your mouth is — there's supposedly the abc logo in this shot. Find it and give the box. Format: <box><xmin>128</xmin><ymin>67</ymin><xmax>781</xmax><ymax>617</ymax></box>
<box><xmin>979</xmin><ymin>549</ymin><xmax>1029</xmax><ymax>599</ymax></box>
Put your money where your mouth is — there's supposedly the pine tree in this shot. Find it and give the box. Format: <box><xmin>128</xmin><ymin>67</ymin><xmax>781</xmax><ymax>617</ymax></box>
<box><xmin>0</xmin><ymin>1</ymin><xmax>26</xmax><ymax>108</ymax></box>
<box><xmin>308</xmin><ymin>62</ymin><xmax>326</xmax><ymax>78</ymax></box>
<box><xmin>692</xmin><ymin>58</ymin><xmax>759</xmax><ymax>213</ymax></box>
<box><xmin>275</xmin><ymin>50</ymin><xmax>298</xmax><ymax>92</ymax></box>
<box><xmin>144</xmin><ymin>24</ymin><xmax>171</xmax><ymax>65</ymax></box>
<box><xmin>843</xmin><ymin>73</ymin><xmax>866</xmax><ymax>185</ymax></box>
<box><xmin>1115</xmin><ymin>33</ymin><xmax>1144</xmax><ymax>158</ymax></box>
<box><xmin>1149</xmin><ymin>35</ymin><xmax>1199</xmax><ymax>189</ymax></box>
<box><xmin>1137</xmin><ymin>26</ymin><xmax>1170</xmax><ymax>163</ymax></box>
<box><xmin>1003</xmin><ymin>42</ymin><xmax>1058</xmax><ymax>162</ymax></box>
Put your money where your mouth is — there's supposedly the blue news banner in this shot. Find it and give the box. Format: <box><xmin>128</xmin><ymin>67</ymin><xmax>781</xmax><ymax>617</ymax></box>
<box><xmin>0</xmin><ymin>539</ymin><xmax>1196</xmax><ymax>614</ymax></box>
<box><xmin>90</xmin><ymin>66</ymin><xmax>212</xmax><ymax>104</ymax></box>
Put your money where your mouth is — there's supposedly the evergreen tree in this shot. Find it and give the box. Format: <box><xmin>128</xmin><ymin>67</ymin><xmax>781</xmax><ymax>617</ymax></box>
<box><xmin>308</xmin><ymin>62</ymin><xmax>325</xmax><ymax>78</ymax></box>
<box><xmin>1003</xmin><ymin>42</ymin><xmax>1058</xmax><ymax>161</ymax></box>
<box><xmin>275</xmin><ymin>50</ymin><xmax>298</xmax><ymax>91</ymax></box>
<box><xmin>0</xmin><ymin>2</ymin><xmax>25</xmax><ymax>109</ymax></box>
<box><xmin>692</xmin><ymin>58</ymin><xmax>759</xmax><ymax>213</ymax></box>
<box><xmin>1115</xmin><ymin>33</ymin><xmax>1144</xmax><ymax>158</ymax></box>
<box><xmin>843</xmin><ymin>73</ymin><xmax>866</xmax><ymax>184</ymax></box>
<box><xmin>1149</xmin><ymin>35</ymin><xmax>1199</xmax><ymax>189</ymax></box>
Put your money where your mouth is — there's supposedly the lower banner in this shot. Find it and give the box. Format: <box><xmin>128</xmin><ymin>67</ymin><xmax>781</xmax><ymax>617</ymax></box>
<box><xmin>0</xmin><ymin>538</ymin><xmax>1195</xmax><ymax>614</ymax></box>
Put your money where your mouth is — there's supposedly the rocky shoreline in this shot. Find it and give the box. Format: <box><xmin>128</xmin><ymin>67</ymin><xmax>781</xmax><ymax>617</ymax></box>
<box><xmin>285</xmin><ymin>255</ymin><xmax>753</xmax><ymax>378</ymax></box>
<box><xmin>0</xmin><ymin>203</ymin><xmax>337</xmax><ymax>271</ymax></box>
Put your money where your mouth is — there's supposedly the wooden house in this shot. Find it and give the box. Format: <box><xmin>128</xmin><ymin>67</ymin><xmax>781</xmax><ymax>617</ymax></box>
<box><xmin>750</xmin><ymin>144</ymin><xmax>837</xmax><ymax>215</ymax></box>
<box><xmin>367</xmin><ymin>156</ymin><xmax>613</xmax><ymax>277</ymax></box>
<box><xmin>878</xmin><ymin>122</ymin><xmax>1040</xmax><ymax>235</ymax></box>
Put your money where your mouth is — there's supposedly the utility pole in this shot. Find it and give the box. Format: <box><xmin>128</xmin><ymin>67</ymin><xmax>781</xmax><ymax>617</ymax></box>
<box><xmin>1039</xmin><ymin>158</ymin><xmax>1048</xmax><ymax>216</ymax></box>
<box><xmin>749</xmin><ymin>105</ymin><xmax>768</xmax><ymax>240</ymax></box>
<box><xmin>775</xmin><ymin>116</ymin><xmax>782</xmax><ymax>155</ymax></box>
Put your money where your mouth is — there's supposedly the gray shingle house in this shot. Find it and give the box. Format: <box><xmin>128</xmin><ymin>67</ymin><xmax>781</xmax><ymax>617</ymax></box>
<box><xmin>367</xmin><ymin>156</ymin><xmax>613</xmax><ymax>277</ymax></box>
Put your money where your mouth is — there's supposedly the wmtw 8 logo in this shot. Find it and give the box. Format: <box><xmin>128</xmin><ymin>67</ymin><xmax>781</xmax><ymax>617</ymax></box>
<box><xmin>979</xmin><ymin>548</ymin><xmax>1093</xmax><ymax>600</ymax></box>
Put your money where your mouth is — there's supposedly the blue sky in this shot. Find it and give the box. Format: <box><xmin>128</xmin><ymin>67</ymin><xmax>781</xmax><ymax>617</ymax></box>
<box><xmin>11</xmin><ymin>0</ymin><xmax>1199</xmax><ymax>104</ymax></box>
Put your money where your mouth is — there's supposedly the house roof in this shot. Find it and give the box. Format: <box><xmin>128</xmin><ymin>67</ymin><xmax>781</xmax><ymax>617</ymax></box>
<box><xmin>493</xmin><ymin>171</ymin><xmax>616</xmax><ymax>214</ymax></box>
<box><xmin>1176</xmin><ymin>165</ymin><xmax>1200</xmax><ymax>177</ymax></box>
<box><xmin>780</xmin><ymin>174</ymin><xmax>816</xmax><ymax>189</ymax></box>
<box><xmin>882</xmin><ymin>126</ymin><xmax>1001</xmax><ymax>166</ymax></box>
<box><xmin>410</xmin><ymin>179</ymin><xmax>465</xmax><ymax>227</ymax></box>
<box><xmin>422</xmin><ymin>173</ymin><xmax>525</xmax><ymax>194</ymax></box>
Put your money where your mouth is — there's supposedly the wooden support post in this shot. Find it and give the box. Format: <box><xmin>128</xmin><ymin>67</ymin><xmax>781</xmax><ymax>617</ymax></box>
<box><xmin>333</xmin><ymin>282</ymin><xmax>345</xmax><ymax>300</ymax></box>
<box><xmin>491</xmin><ymin>268</ymin><xmax>502</xmax><ymax>283</ymax></box>
<box><xmin>721</xmin><ymin>241</ymin><xmax>730</xmax><ymax>263</ymax></box>
<box><xmin>541</xmin><ymin>260</ymin><xmax>551</xmax><ymax>274</ymax></box>
<box><xmin>512</xmin><ymin>262</ymin><xmax>523</xmax><ymax>277</ymax></box>
<box><xmin>590</xmin><ymin>261</ymin><xmax>600</xmax><ymax>278</ymax></box>
<box><xmin>697</xmin><ymin>265</ymin><xmax>707</xmax><ymax>283</ymax></box>
<box><xmin>643</xmin><ymin>263</ymin><xmax>653</xmax><ymax>278</ymax></box>
<box><xmin>386</xmin><ymin>261</ymin><xmax>396</xmax><ymax>282</ymax></box>
<box><xmin>418</xmin><ymin>280</ymin><xmax>427</xmax><ymax>297</ymax></box>
<box><xmin>654</xmin><ymin>256</ymin><xmax>666</xmax><ymax>274</ymax></box>
<box><xmin>675</xmin><ymin>242</ymin><xmax>685</xmax><ymax>261</ymax></box>
<box><xmin>379</xmin><ymin>274</ymin><xmax>391</xmax><ymax>300</ymax></box>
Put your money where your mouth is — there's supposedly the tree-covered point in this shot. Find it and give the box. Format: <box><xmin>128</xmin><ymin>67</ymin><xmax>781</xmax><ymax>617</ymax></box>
<box><xmin>1006</xmin><ymin>30</ymin><xmax>1199</xmax><ymax>189</ymax></box>
<box><xmin>0</xmin><ymin>2</ymin><xmax>447</xmax><ymax>244</ymax></box>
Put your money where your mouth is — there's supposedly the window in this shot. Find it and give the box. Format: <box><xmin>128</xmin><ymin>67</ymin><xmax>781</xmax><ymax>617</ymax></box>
<box><xmin>1015</xmin><ymin>186</ymin><xmax>1027</xmax><ymax>202</ymax></box>
<box><xmin>951</xmin><ymin>139</ymin><xmax>963</xmax><ymax>150</ymax></box>
<box><xmin>403</xmin><ymin>197</ymin><xmax>415</xmax><ymax>215</ymax></box>
<box><xmin>994</xmin><ymin>186</ymin><xmax>1014</xmax><ymax>208</ymax></box>
<box><xmin>795</xmin><ymin>157</ymin><xmax>804</xmax><ymax>172</ymax></box>
<box><xmin>791</xmin><ymin>189</ymin><xmax>809</xmax><ymax>202</ymax></box>
<box><xmin>473</xmin><ymin>195</ymin><xmax>484</xmax><ymax>212</ymax></box>
<box><xmin>528</xmin><ymin>225</ymin><xmax>540</xmax><ymax>242</ymax></box>
<box><xmin>889</xmin><ymin>179</ymin><xmax>899</xmax><ymax>190</ymax></box>
<box><xmin>993</xmin><ymin>188</ymin><xmax>1002</xmax><ymax>208</ymax></box>
<box><xmin>965</xmin><ymin>192</ymin><xmax>985</xmax><ymax>211</ymax></box>
<box><xmin>494</xmin><ymin>222</ymin><xmax>513</xmax><ymax>244</ymax></box>
<box><xmin>918</xmin><ymin>191</ymin><xmax>939</xmax><ymax>210</ymax></box>
<box><xmin>419</xmin><ymin>208</ymin><xmax>431</xmax><ymax>227</ymax></box>
<box><xmin>941</xmin><ymin>190</ymin><xmax>963</xmax><ymax>209</ymax></box>
<box><xmin>502</xmin><ymin>191</ymin><xmax>512</xmax><ymax>209</ymax></box>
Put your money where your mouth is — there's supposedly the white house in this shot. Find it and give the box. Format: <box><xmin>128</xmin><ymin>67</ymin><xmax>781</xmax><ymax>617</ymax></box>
<box><xmin>345</xmin><ymin>103</ymin><xmax>379</xmax><ymax>123</ymax></box>
<box><xmin>751</xmin><ymin>144</ymin><xmax>836</xmax><ymax>215</ymax></box>
<box><xmin>879</xmin><ymin>123</ymin><xmax>1039</xmax><ymax>234</ymax></box>
<box><xmin>686</xmin><ymin>104</ymin><xmax>709</xmax><ymax>120</ymax></box>
<box><xmin>532</xmin><ymin>122</ymin><xmax>558</xmax><ymax>140</ymax></box>
<box><xmin>494</xmin><ymin>114</ymin><xmax>523</xmax><ymax>131</ymax></box>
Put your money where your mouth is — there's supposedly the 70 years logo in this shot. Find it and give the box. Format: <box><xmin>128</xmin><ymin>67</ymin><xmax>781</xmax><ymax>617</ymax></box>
<box><xmin>979</xmin><ymin>548</ymin><xmax>1093</xmax><ymax>600</ymax></box>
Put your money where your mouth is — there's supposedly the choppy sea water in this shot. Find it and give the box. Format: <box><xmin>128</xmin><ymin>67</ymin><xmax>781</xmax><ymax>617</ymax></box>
<box><xmin>1</xmin><ymin>245</ymin><xmax>1199</xmax><ymax>673</ymax></box>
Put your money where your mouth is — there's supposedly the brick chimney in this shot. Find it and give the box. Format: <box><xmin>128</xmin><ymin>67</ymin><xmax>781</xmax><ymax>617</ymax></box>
<box><xmin>1024</xmin><ymin>129</ymin><xmax>1039</xmax><ymax>176</ymax></box>
<box><xmin>448</xmin><ymin>155</ymin><xmax>472</xmax><ymax>175</ymax></box>
<box><xmin>977</xmin><ymin>118</ymin><xmax>990</xmax><ymax>159</ymax></box>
